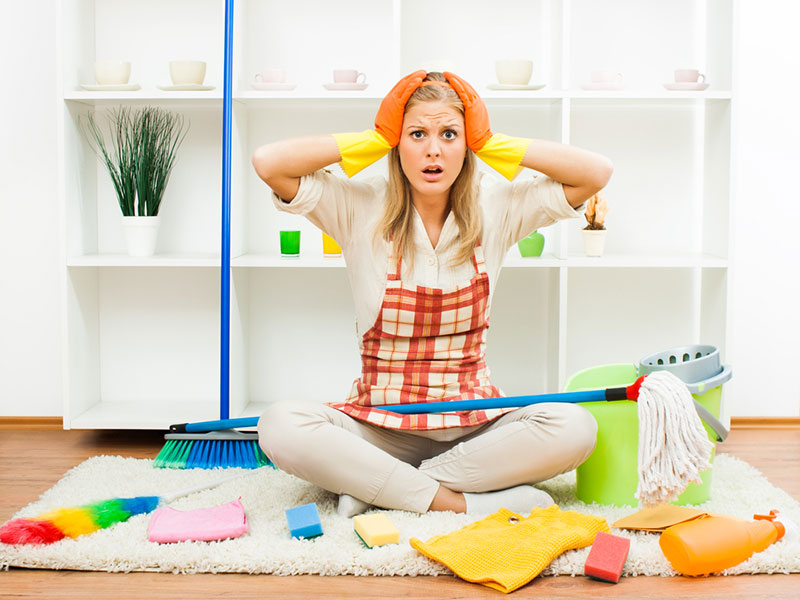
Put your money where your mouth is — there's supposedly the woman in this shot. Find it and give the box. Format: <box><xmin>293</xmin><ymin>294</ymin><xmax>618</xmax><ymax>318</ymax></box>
<box><xmin>252</xmin><ymin>71</ymin><xmax>613</xmax><ymax>516</ymax></box>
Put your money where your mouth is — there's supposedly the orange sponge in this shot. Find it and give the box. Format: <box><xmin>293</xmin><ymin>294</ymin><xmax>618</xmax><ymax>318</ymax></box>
<box><xmin>584</xmin><ymin>531</ymin><xmax>630</xmax><ymax>583</ymax></box>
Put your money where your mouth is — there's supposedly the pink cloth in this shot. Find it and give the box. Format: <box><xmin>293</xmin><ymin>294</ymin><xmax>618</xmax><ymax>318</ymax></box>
<box><xmin>147</xmin><ymin>498</ymin><xmax>248</xmax><ymax>543</ymax></box>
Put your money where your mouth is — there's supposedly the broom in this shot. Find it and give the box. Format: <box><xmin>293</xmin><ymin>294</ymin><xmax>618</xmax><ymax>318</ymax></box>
<box><xmin>0</xmin><ymin>473</ymin><xmax>246</xmax><ymax>546</ymax></box>
<box><xmin>154</xmin><ymin>0</ymin><xmax>268</xmax><ymax>469</ymax></box>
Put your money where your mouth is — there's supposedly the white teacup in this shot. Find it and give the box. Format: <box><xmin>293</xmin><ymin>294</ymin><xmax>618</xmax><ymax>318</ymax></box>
<box><xmin>675</xmin><ymin>69</ymin><xmax>705</xmax><ymax>83</ymax></box>
<box><xmin>169</xmin><ymin>60</ymin><xmax>206</xmax><ymax>86</ymax></box>
<box><xmin>591</xmin><ymin>70</ymin><xmax>623</xmax><ymax>84</ymax></box>
<box><xmin>255</xmin><ymin>68</ymin><xmax>286</xmax><ymax>83</ymax></box>
<box><xmin>94</xmin><ymin>61</ymin><xmax>131</xmax><ymax>85</ymax></box>
<box><xmin>495</xmin><ymin>59</ymin><xmax>533</xmax><ymax>85</ymax></box>
<box><xmin>333</xmin><ymin>69</ymin><xmax>366</xmax><ymax>84</ymax></box>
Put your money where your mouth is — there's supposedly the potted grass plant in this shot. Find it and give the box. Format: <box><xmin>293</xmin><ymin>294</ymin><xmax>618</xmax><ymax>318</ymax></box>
<box><xmin>582</xmin><ymin>192</ymin><xmax>609</xmax><ymax>257</ymax></box>
<box><xmin>83</xmin><ymin>106</ymin><xmax>189</xmax><ymax>256</ymax></box>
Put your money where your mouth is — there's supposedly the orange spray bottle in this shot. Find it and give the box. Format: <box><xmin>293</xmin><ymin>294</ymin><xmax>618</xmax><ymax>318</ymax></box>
<box><xmin>659</xmin><ymin>510</ymin><xmax>796</xmax><ymax>576</ymax></box>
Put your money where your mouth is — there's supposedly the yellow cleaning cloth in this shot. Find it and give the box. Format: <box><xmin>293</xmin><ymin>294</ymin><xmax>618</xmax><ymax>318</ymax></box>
<box><xmin>475</xmin><ymin>133</ymin><xmax>532</xmax><ymax>181</ymax></box>
<box><xmin>410</xmin><ymin>505</ymin><xmax>609</xmax><ymax>593</ymax></box>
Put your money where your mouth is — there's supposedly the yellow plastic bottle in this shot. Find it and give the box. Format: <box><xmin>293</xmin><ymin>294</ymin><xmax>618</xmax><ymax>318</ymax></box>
<box><xmin>659</xmin><ymin>511</ymin><xmax>788</xmax><ymax>576</ymax></box>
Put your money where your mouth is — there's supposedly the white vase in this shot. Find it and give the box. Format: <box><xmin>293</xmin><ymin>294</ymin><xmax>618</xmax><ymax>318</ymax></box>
<box><xmin>582</xmin><ymin>229</ymin><xmax>607</xmax><ymax>257</ymax></box>
<box><xmin>121</xmin><ymin>216</ymin><xmax>160</xmax><ymax>257</ymax></box>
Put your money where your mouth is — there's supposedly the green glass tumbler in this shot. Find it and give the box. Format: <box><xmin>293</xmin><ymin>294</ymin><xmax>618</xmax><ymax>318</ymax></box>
<box><xmin>280</xmin><ymin>230</ymin><xmax>300</xmax><ymax>256</ymax></box>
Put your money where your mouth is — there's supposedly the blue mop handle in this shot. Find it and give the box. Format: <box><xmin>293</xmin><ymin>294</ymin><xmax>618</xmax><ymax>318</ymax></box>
<box><xmin>374</xmin><ymin>389</ymin><xmax>613</xmax><ymax>414</ymax></box>
<box><xmin>171</xmin><ymin>387</ymin><xmax>628</xmax><ymax>433</ymax></box>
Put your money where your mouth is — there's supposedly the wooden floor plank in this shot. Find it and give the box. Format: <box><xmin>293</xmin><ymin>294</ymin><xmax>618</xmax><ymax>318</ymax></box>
<box><xmin>1</xmin><ymin>428</ymin><xmax>798</xmax><ymax>598</ymax></box>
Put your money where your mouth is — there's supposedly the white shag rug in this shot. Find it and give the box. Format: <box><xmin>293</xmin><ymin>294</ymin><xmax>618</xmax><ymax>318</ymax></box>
<box><xmin>1</xmin><ymin>453</ymin><xmax>799</xmax><ymax>577</ymax></box>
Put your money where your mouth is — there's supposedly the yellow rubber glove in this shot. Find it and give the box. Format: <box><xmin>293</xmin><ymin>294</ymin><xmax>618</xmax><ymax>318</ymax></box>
<box><xmin>444</xmin><ymin>71</ymin><xmax>531</xmax><ymax>180</ymax></box>
<box><xmin>332</xmin><ymin>70</ymin><xmax>426</xmax><ymax>177</ymax></box>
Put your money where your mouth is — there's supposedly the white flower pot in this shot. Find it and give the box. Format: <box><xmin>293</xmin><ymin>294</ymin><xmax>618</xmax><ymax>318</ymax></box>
<box><xmin>582</xmin><ymin>229</ymin><xmax>606</xmax><ymax>257</ymax></box>
<box><xmin>121</xmin><ymin>216</ymin><xmax>160</xmax><ymax>257</ymax></box>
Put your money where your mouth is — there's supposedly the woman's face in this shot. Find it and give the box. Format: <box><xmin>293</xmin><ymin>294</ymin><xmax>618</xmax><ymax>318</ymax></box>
<box><xmin>398</xmin><ymin>100</ymin><xmax>466</xmax><ymax>202</ymax></box>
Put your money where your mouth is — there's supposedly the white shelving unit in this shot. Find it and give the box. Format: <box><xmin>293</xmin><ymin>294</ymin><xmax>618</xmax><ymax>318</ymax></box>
<box><xmin>58</xmin><ymin>0</ymin><xmax>735</xmax><ymax>429</ymax></box>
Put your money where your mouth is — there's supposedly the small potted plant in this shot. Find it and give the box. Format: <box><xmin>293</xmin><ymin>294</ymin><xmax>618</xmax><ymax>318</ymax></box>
<box><xmin>582</xmin><ymin>192</ymin><xmax>609</xmax><ymax>257</ymax></box>
<box><xmin>83</xmin><ymin>106</ymin><xmax>189</xmax><ymax>256</ymax></box>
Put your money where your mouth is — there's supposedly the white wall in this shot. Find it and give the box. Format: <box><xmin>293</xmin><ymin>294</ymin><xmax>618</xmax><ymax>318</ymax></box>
<box><xmin>0</xmin><ymin>0</ymin><xmax>62</xmax><ymax>417</ymax></box>
<box><xmin>726</xmin><ymin>0</ymin><xmax>800</xmax><ymax>416</ymax></box>
<box><xmin>1</xmin><ymin>1</ymin><xmax>798</xmax><ymax>418</ymax></box>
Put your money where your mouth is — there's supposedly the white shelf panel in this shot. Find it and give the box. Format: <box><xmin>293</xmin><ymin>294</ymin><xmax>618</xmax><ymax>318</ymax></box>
<box><xmin>68</xmin><ymin>400</ymin><xmax>220</xmax><ymax>430</ymax></box>
<box><xmin>229</xmin><ymin>253</ymin><xmax>727</xmax><ymax>269</ymax></box>
<box><xmin>564</xmin><ymin>253</ymin><xmax>728</xmax><ymax>268</ymax></box>
<box><xmin>64</xmin><ymin>91</ymin><xmax>222</xmax><ymax>104</ymax></box>
<box><xmin>566</xmin><ymin>90</ymin><xmax>732</xmax><ymax>100</ymax></box>
<box><xmin>234</xmin><ymin>90</ymin><xmax>732</xmax><ymax>105</ymax></box>
<box><xmin>67</xmin><ymin>253</ymin><xmax>220</xmax><ymax>267</ymax></box>
<box><xmin>233</xmin><ymin>254</ymin><xmax>346</xmax><ymax>268</ymax></box>
<box><xmin>502</xmin><ymin>252</ymin><xmax>562</xmax><ymax>267</ymax></box>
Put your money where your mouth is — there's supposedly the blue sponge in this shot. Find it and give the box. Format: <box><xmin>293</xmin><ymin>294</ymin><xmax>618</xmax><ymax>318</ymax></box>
<box><xmin>285</xmin><ymin>502</ymin><xmax>323</xmax><ymax>539</ymax></box>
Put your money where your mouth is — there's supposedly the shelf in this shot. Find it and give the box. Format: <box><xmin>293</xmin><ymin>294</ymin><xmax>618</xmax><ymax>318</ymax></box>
<box><xmin>64</xmin><ymin>90</ymin><xmax>223</xmax><ymax>105</ymax></box>
<box><xmin>233</xmin><ymin>254</ymin><xmax>345</xmax><ymax>268</ymax></box>
<box><xmin>69</xmin><ymin>400</ymin><xmax>220</xmax><ymax>430</ymax></box>
<box><xmin>563</xmin><ymin>254</ymin><xmax>728</xmax><ymax>268</ymax></box>
<box><xmin>67</xmin><ymin>253</ymin><xmax>220</xmax><ymax>267</ymax></box>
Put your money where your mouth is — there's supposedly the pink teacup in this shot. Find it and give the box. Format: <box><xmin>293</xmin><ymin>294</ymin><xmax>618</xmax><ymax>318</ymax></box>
<box><xmin>674</xmin><ymin>69</ymin><xmax>705</xmax><ymax>83</ymax></box>
<box><xmin>333</xmin><ymin>69</ymin><xmax>366</xmax><ymax>84</ymax></box>
<box><xmin>255</xmin><ymin>68</ymin><xmax>286</xmax><ymax>83</ymax></box>
<box><xmin>591</xmin><ymin>70</ymin><xmax>623</xmax><ymax>84</ymax></box>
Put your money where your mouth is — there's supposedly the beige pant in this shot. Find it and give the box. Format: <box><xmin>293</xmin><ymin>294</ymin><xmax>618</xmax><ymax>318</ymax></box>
<box><xmin>257</xmin><ymin>401</ymin><xmax>597</xmax><ymax>514</ymax></box>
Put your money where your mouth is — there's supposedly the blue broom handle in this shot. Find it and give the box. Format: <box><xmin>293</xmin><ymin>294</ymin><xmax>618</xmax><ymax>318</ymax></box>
<box><xmin>219</xmin><ymin>0</ymin><xmax>234</xmax><ymax>420</ymax></box>
<box><xmin>180</xmin><ymin>388</ymin><xmax>615</xmax><ymax>432</ymax></box>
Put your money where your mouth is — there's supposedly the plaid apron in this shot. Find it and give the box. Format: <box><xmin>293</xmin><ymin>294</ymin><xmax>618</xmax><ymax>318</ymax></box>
<box><xmin>328</xmin><ymin>240</ymin><xmax>515</xmax><ymax>430</ymax></box>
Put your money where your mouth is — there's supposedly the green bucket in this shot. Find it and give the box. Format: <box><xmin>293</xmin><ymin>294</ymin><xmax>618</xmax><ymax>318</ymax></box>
<box><xmin>564</xmin><ymin>363</ymin><xmax>727</xmax><ymax>507</ymax></box>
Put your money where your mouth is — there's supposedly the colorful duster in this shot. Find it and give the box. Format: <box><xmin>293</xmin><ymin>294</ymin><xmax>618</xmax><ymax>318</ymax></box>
<box><xmin>0</xmin><ymin>472</ymin><xmax>246</xmax><ymax>545</ymax></box>
<box><xmin>0</xmin><ymin>496</ymin><xmax>160</xmax><ymax>545</ymax></box>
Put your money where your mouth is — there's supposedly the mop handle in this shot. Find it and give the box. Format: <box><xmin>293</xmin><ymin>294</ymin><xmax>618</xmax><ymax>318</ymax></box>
<box><xmin>372</xmin><ymin>387</ymin><xmax>633</xmax><ymax>414</ymax></box>
<box><xmin>171</xmin><ymin>381</ymin><xmax>641</xmax><ymax>433</ymax></box>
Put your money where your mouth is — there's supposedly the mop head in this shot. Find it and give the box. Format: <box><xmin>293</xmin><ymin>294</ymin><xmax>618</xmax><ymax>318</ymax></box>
<box><xmin>635</xmin><ymin>370</ymin><xmax>715</xmax><ymax>506</ymax></box>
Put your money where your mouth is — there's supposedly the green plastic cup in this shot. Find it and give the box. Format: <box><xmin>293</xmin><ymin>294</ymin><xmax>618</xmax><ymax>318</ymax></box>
<box><xmin>280</xmin><ymin>230</ymin><xmax>300</xmax><ymax>256</ymax></box>
<box><xmin>564</xmin><ymin>363</ymin><xmax>723</xmax><ymax>506</ymax></box>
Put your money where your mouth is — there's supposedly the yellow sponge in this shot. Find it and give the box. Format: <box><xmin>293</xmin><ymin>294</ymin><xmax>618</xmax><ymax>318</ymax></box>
<box><xmin>353</xmin><ymin>513</ymin><xmax>400</xmax><ymax>548</ymax></box>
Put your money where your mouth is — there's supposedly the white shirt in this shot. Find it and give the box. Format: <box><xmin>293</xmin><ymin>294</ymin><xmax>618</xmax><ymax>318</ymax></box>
<box><xmin>272</xmin><ymin>169</ymin><xmax>583</xmax><ymax>341</ymax></box>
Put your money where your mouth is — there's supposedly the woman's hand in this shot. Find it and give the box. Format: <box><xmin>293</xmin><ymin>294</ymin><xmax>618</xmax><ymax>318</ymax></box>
<box><xmin>374</xmin><ymin>70</ymin><xmax>427</xmax><ymax>146</ymax></box>
<box><xmin>443</xmin><ymin>72</ymin><xmax>493</xmax><ymax>152</ymax></box>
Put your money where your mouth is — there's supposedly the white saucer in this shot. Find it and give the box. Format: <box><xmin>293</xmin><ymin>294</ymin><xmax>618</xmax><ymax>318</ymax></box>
<box><xmin>80</xmin><ymin>83</ymin><xmax>141</xmax><ymax>92</ymax></box>
<box><xmin>251</xmin><ymin>82</ymin><xmax>297</xmax><ymax>91</ymax></box>
<box><xmin>487</xmin><ymin>83</ymin><xmax>546</xmax><ymax>91</ymax></box>
<box><xmin>580</xmin><ymin>82</ymin><xmax>625</xmax><ymax>91</ymax></box>
<box><xmin>157</xmin><ymin>84</ymin><xmax>216</xmax><ymax>91</ymax></box>
<box><xmin>663</xmin><ymin>82</ymin><xmax>709</xmax><ymax>91</ymax></box>
<box><xmin>323</xmin><ymin>82</ymin><xmax>368</xmax><ymax>91</ymax></box>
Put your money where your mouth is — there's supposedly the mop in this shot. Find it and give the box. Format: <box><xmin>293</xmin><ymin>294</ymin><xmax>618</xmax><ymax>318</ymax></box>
<box><xmin>160</xmin><ymin>371</ymin><xmax>719</xmax><ymax>506</ymax></box>
<box><xmin>634</xmin><ymin>370</ymin><xmax>715</xmax><ymax>506</ymax></box>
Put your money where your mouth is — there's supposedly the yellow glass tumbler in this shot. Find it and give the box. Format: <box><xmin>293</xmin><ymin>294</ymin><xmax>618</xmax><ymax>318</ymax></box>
<box><xmin>322</xmin><ymin>231</ymin><xmax>342</xmax><ymax>256</ymax></box>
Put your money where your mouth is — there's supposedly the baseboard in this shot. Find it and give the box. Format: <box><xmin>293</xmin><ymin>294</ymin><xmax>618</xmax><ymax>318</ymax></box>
<box><xmin>0</xmin><ymin>416</ymin><xmax>63</xmax><ymax>430</ymax></box>
<box><xmin>1</xmin><ymin>415</ymin><xmax>798</xmax><ymax>431</ymax></box>
<box><xmin>730</xmin><ymin>416</ymin><xmax>800</xmax><ymax>429</ymax></box>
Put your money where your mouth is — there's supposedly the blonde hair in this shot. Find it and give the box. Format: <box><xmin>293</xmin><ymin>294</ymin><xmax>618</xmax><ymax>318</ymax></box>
<box><xmin>379</xmin><ymin>72</ymin><xmax>481</xmax><ymax>268</ymax></box>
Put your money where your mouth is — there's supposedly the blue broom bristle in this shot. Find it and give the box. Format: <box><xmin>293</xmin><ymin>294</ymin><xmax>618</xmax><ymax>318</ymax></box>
<box><xmin>154</xmin><ymin>438</ymin><xmax>274</xmax><ymax>470</ymax></box>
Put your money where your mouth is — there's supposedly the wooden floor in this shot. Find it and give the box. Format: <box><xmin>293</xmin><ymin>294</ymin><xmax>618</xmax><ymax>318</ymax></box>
<box><xmin>1</xmin><ymin>427</ymin><xmax>798</xmax><ymax>599</ymax></box>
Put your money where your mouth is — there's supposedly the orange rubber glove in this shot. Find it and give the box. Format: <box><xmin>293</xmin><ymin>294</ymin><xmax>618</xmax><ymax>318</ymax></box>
<box><xmin>444</xmin><ymin>71</ymin><xmax>532</xmax><ymax>180</ymax></box>
<box><xmin>333</xmin><ymin>70</ymin><xmax>426</xmax><ymax>177</ymax></box>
